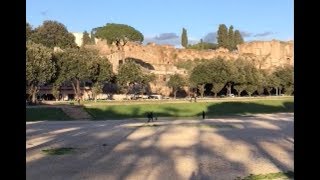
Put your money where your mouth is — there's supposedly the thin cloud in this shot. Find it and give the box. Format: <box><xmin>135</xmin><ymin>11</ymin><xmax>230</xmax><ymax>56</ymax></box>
<box><xmin>240</xmin><ymin>31</ymin><xmax>253</xmax><ymax>37</ymax></box>
<box><xmin>143</xmin><ymin>33</ymin><xmax>198</xmax><ymax>47</ymax></box>
<box><xmin>254</xmin><ymin>31</ymin><xmax>275</xmax><ymax>37</ymax></box>
<box><xmin>154</xmin><ymin>33</ymin><xmax>179</xmax><ymax>40</ymax></box>
<box><xmin>203</xmin><ymin>32</ymin><xmax>217</xmax><ymax>43</ymax></box>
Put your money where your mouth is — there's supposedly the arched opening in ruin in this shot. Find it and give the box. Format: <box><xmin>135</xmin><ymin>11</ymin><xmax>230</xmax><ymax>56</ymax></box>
<box><xmin>125</xmin><ymin>57</ymin><xmax>155</xmax><ymax>70</ymax></box>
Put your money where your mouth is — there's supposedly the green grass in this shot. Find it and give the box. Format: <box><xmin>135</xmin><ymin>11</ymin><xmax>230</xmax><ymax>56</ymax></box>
<box><xmin>26</xmin><ymin>108</ymin><xmax>71</xmax><ymax>121</ymax></box>
<box><xmin>235</xmin><ymin>171</ymin><xmax>294</xmax><ymax>180</ymax></box>
<box><xmin>42</xmin><ymin>147</ymin><xmax>75</xmax><ymax>155</ymax></box>
<box><xmin>85</xmin><ymin>98</ymin><xmax>293</xmax><ymax>120</ymax></box>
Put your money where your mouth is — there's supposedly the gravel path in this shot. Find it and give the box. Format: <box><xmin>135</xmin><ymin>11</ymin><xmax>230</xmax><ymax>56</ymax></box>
<box><xmin>26</xmin><ymin>113</ymin><xmax>293</xmax><ymax>180</ymax></box>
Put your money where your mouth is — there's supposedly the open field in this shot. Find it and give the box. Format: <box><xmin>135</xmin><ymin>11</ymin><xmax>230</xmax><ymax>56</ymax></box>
<box><xmin>85</xmin><ymin>98</ymin><xmax>293</xmax><ymax>120</ymax></box>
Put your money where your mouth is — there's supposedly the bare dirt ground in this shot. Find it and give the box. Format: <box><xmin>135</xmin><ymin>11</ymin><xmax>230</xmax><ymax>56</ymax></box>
<box><xmin>26</xmin><ymin>113</ymin><xmax>293</xmax><ymax>180</ymax></box>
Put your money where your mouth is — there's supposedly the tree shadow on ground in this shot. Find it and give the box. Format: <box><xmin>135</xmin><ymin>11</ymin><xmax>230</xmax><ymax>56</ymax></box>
<box><xmin>84</xmin><ymin>101</ymin><xmax>294</xmax><ymax>120</ymax></box>
<box><xmin>27</xmin><ymin>112</ymin><xmax>293</xmax><ymax>180</ymax></box>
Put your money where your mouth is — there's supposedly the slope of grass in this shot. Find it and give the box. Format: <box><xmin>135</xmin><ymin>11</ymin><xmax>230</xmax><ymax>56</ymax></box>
<box><xmin>85</xmin><ymin>98</ymin><xmax>293</xmax><ymax>120</ymax></box>
<box><xmin>26</xmin><ymin>108</ymin><xmax>71</xmax><ymax>121</ymax></box>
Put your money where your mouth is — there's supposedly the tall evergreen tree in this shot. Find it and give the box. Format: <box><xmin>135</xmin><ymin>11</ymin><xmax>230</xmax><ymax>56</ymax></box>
<box><xmin>181</xmin><ymin>28</ymin><xmax>188</xmax><ymax>48</ymax></box>
<box><xmin>228</xmin><ymin>25</ymin><xmax>234</xmax><ymax>50</ymax></box>
<box><xmin>217</xmin><ymin>24</ymin><xmax>229</xmax><ymax>48</ymax></box>
<box><xmin>234</xmin><ymin>30</ymin><xmax>244</xmax><ymax>48</ymax></box>
<box><xmin>81</xmin><ymin>31</ymin><xmax>92</xmax><ymax>47</ymax></box>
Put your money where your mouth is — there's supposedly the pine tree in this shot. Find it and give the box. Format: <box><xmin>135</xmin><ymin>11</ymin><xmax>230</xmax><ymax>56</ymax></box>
<box><xmin>181</xmin><ymin>28</ymin><xmax>188</xmax><ymax>48</ymax></box>
<box><xmin>228</xmin><ymin>25</ymin><xmax>234</xmax><ymax>50</ymax></box>
<box><xmin>217</xmin><ymin>24</ymin><xmax>229</xmax><ymax>48</ymax></box>
<box><xmin>234</xmin><ymin>30</ymin><xmax>244</xmax><ymax>48</ymax></box>
<box><xmin>82</xmin><ymin>31</ymin><xmax>92</xmax><ymax>47</ymax></box>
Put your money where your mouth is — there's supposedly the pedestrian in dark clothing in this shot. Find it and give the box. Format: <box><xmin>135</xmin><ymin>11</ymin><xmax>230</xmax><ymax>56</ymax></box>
<box><xmin>150</xmin><ymin>112</ymin><xmax>154</xmax><ymax>121</ymax></box>
<box><xmin>202</xmin><ymin>111</ymin><xmax>206</xmax><ymax>119</ymax></box>
<box><xmin>147</xmin><ymin>112</ymin><xmax>151</xmax><ymax>122</ymax></box>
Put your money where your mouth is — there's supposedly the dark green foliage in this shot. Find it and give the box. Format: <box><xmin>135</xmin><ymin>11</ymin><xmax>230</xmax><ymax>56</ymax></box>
<box><xmin>217</xmin><ymin>24</ymin><xmax>229</xmax><ymax>48</ymax></box>
<box><xmin>94</xmin><ymin>23</ymin><xmax>144</xmax><ymax>47</ymax></box>
<box><xmin>167</xmin><ymin>74</ymin><xmax>186</xmax><ymax>98</ymax></box>
<box><xmin>29</xmin><ymin>20</ymin><xmax>77</xmax><ymax>49</ymax></box>
<box><xmin>181</xmin><ymin>28</ymin><xmax>188</xmax><ymax>48</ymax></box>
<box><xmin>234</xmin><ymin>30</ymin><xmax>244</xmax><ymax>46</ymax></box>
<box><xmin>82</xmin><ymin>31</ymin><xmax>94</xmax><ymax>46</ymax></box>
<box><xmin>187</xmin><ymin>42</ymin><xmax>218</xmax><ymax>50</ymax></box>
<box><xmin>228</xmin><ymin>25</ymin><xmax>234</xmax><ymax>50</ymax></box>
<box><xmin>26</xmin><ymin>22</ymin><xmax>33</xmax><ymax>40</ymax></box>
<box><xmin>26</xmin><ymin>41</ymin><xmax>56</xmax><ymax>103</ymax></box>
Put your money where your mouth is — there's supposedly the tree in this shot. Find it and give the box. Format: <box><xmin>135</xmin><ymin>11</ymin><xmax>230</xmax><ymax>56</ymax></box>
<box><xmin>181</xmin><ymin>28</ymin><xmax>188</xmax><ymax>48</ymax></box>
<box><xmin>217</xmin><ymin>24</ymin><xmax>229</xmax><ymax>48</ymax></box>
<box><xmin>167</xmin><ymin>74</ymin><xmax>186</xmax><ymax>99</ymax></box>
<box><xmin>82</xmin><ymin>31</ymin><xmax>93</xmax><ymax>47</ymax></box>
<box><xmin>94</xmin><ymin>23</ymin><xmax>144</xmax><ymax>50</ymax></box>
<box><xmin>30</xmin><ymin>20</ymin><xmax>77</xmax><ymax>49</ymax></box>
<box><xmin>189</xmin><ymin>63</ymin><xmax>211</xmax><ymax>98</ymax></box>
<box><xmin>54</xmin><ymin>48</ymin><xmax>94</xmax><ymax>102</ymax></box>
<box><xmin>86</xmin><ymin>51</ymin><xmax>113</xmax><ymax>101</ymax></box>
<box><xmin>117</xmin><ymin>61</ymin><xmax>144</xmax><ymax>95</ymax></box>
<box><xmin>26</xmin><ymin>22</ymin><xmax>33</xmax><ymax>41</ymax></box>
<box><xmin>233</xmin><ymin>58</ymin><xmax>261</xmax><ymax>96</ymax></box>
<box><xmin>245</xmin><ymin>84</ymin><xmax>256</xmax><ymax>96</ymax></box>
<box><xmin>234</xmin><ymin>30</ymin><xmax>244</xmax><ymax>47</ymax></box>
<box><xmin>206</xmin><ymin>58</ymin><xmax>235</xmax><ymax>97</ymax></box>
<box><xmin>26</xmin><ymin>41</ymin><xmax>56</xmax><ymax>103</ymax></box>
<box><xmin>228</xmin><ymin>25</ymin><xmax>234</xmax><ymax>51</ymax></box>
<box><xmin>274</xmin><ymin>65</ymin><xmax>294</xmax><ymax>95</ymax></box>
<box><xmin>265</xmin><ymin>73</ymin><xmax>280</xmax><ymax>95</ymax></box>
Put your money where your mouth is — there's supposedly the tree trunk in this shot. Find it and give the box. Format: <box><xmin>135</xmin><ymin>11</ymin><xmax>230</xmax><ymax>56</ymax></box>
<box><xmin>214</xmin><ymin>93</ymin><xmax>217</xmax><ymax>98</ymax></box>
<box><xmin>30</xmin><ymin>85</ymin><xmax>39</xmax><ymax>104</ymax></box>
<box><xmin>226</xmin><ymin>83</ymin><xmax>232</xmax><ymax>95</ymax></box>
<box><xmin>174</xmin><ymin>90</ymin><xmax>177</xmax><ymax>99</ymax></box>
<box><xmin>275</xmin><ymin>87</ymin><xmax>278</xmax><ymax>96</ymax></box>
<box><xmin>238</xmin><ymin>91</ymin><xmax>241</xmax><ymax>97</ymax></box>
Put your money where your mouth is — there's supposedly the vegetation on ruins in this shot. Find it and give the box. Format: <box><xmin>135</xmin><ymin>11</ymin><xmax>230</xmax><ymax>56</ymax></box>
<box><xmin>181</xmin><ymin>28</ymin><xmax>188</xmax><ymax>48</ymax></box>
<box><xmin>93</xmin><ymin>23</ymin><xmax>144</xmax><ymax>49</ymax></box>
<box><xmin>25</xmin><ymin>20</ymin><xmax>293</xmax><ymax>102</ymax></box>
<box><xmin>81</xmin><ymin>31</ymin><xmax>95</xmax><ymax>47</ymax></box>
<box><xmin>217</xmin><ymin>24</ymin><xmax>244</xmax><ymax>51</ymax></box>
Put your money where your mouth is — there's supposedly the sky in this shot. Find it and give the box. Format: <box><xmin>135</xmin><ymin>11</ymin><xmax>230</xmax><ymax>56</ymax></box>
<box><xmin>26</xmin><ymin>0</ymin><xmax>293</xmax><ymax>47</ymax></box>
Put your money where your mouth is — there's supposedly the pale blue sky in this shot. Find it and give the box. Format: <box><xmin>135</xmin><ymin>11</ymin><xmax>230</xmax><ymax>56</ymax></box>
<box><xmin>27</xmin><ymin>0</ymin><xmax>293</xmax><ymax>46</ymax></box>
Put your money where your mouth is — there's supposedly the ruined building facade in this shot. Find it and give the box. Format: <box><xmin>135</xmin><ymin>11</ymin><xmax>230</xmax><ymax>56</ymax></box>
<box><xmin>38</xmin><ymin>33</ymin><xmax>293</xmax><ymax>100</ymax></box>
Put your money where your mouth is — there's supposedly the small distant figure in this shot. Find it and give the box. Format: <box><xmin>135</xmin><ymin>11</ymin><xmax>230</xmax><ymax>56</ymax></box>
<box><xmin>202</xmin><ymin>111</ymin><xmax>206</xmax><ymax>119</ymax></box>
<box><xmin>147</xmin><ymin>112</ymin><xmax>154</xmax><ymax>122</ymax></box>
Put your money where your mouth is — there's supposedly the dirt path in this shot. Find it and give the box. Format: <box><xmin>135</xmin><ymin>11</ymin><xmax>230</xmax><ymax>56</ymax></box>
<box><xmin>26</xmin><ymin>113</ymin><xmax>293</xmax><ymax>180</ymax></box>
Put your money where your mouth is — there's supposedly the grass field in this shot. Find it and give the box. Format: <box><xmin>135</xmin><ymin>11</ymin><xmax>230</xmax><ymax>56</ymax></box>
<box><xmin>85</xmin><ymin>98</ymin><xmax>294</xmax><ymax>120</ymax></box>
<box><xmin>26</xmin><ymin>108</ymin><xmax>71</xmax><ymax>121</ymax></box>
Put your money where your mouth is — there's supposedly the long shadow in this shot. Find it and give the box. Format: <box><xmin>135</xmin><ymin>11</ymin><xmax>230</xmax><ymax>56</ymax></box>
<box><xmin>84</xmin><ymin>101</ymin><xmax>294</xmax><ymax>120</ymax></box>
<box><xmin>27</xmin><ymin>113</ymin><xmax>293</xmax><ymax>180</ymax></box>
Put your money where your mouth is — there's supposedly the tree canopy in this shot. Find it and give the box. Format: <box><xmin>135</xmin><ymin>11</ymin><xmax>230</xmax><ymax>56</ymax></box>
<box><xmin>29</xmin><ymin>20</ymin><xmax>77</xmax><ymax>49</ymax></box>
<box><xmin>181</xmin><ymin>28</ymin><xmax>188</xmax><ymax>48</ymax></box>
<box><xmin>26</xmin><ymin>41</ymin><xmax>56</xmax><ymax>103</ymax></box>
<box><xmin>93</xmin><ymin>23</ymin><xmax>144</xmax><ymax>47</ymax></box>
<box><xmin>167</xmin><ymin>74</ymin><xmax>186</xmax><ymax>98</ymax></box>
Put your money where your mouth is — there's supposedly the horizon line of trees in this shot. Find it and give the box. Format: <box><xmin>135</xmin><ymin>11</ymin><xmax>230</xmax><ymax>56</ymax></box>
<box><xmin>180</xmin><ymin>24</ymin><xmax>244</xmax><ymax>51</ymax></box>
